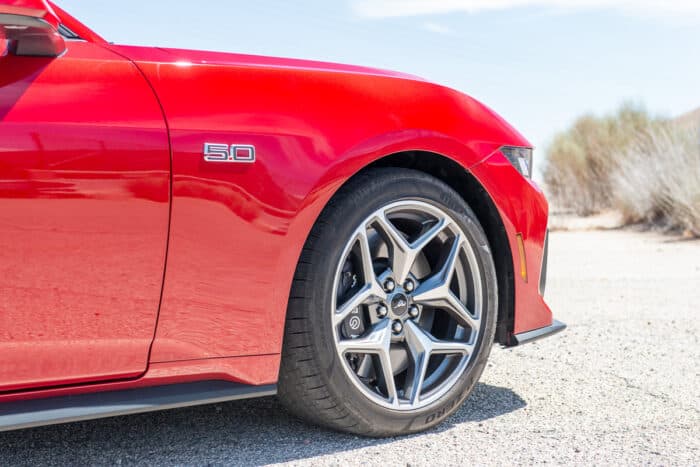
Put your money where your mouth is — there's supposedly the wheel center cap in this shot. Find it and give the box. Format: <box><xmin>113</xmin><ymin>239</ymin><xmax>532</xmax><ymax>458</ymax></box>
<box><xmin>390</xmin><ymin>293</ymin><xmax>409</xmax><ymax>316</ymax></box>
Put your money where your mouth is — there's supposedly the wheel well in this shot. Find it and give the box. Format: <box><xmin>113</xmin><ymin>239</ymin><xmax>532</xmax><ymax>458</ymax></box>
<box><xmin>363</xmin><ymin>151</ymin><xmax>515</xmax><ymax>345</ymax></box>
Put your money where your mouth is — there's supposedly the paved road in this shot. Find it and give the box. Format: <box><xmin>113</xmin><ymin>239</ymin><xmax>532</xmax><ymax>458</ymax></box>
<box><xmin>2</xmin><ymin>229</ymin><xmax>699</xmax><ymax>466</ymax></box>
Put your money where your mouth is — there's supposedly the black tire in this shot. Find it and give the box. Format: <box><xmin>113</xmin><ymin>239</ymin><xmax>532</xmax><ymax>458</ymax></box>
<box><xmin>278</xmin><ymin>168</ymin><xmax>498</xmax><ymax>437</ymax></box>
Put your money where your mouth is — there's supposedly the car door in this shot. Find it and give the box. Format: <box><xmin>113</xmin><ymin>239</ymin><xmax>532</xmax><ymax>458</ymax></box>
<box><xmin>0</xmin><ymin>24</ymin><xmax>170</xmax><ymax>390</ymax></box>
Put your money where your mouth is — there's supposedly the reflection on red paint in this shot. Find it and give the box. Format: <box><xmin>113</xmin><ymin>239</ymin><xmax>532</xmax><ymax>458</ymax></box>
<box><xmin>0</xmin><ymin>42</ymin><xmax>169</xmax><ymax>391</ymax></box>
<box><xmin>1</xmin><ymin>8</ymin><xmax>554</xmax><ymax>402</ymax></box>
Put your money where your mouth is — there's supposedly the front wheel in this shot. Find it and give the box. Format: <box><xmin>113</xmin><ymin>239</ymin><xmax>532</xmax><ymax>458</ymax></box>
<box><xmin>278</xmin><ymin>168</ymin><xmax>498</xmax><ymax>437</ymax></box>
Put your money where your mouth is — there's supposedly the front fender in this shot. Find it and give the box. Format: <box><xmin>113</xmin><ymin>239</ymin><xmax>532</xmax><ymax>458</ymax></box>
<box><xmin>116</xmin><ymin>43</ymin><xmax>532</xmax><ymax>363</ymax></box>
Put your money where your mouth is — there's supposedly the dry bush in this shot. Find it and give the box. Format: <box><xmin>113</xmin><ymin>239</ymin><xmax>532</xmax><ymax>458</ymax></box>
<box><xmin>612</xmin><ymin>124</ymin><xmax>700</xmax><ymax>234</ymax></box>
<box><xmin>544</xmin><ymin>104</ymin><xmax>658</xmax><ymax>214</ymax></box>
<box><xmin>544</xmin><ymin>102</ymin><xmax>700</xmax><ymax>234</ymax></box>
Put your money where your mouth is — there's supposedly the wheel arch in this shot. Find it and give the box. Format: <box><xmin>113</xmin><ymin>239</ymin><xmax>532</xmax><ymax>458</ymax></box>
<box><xmin>327</xmin><ymin>151</ymin><xmax>516</xmax><ymax>346</ymax></box>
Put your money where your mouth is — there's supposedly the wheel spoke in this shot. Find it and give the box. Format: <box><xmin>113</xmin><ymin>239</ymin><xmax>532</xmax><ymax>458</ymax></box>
<box><xmin>404</xmin><ymin>321</ymin><xmax>471</xmax><ymax>405</ymax></box>
<box><xmin>374</xmin><ymin>214</ymin><xmax>412</xmax><ymax>283</ymax></box>
<box><xmin>336</xmin><ymin>320</ymin><xmax>399</xmax><ymax>405</ymax></box>
<box><xmin>334</xmin><ymin>284</ymin><xmax>372</xmax><ymax>326</ymax></box>
<box><xmin>374</xmin><ymin>213</ymin><xmax>449</xmax><ymax>284</ymax></box>
<box><xmin>404</xmin><ymin>321</ymin><xmax>431</xmax><ymax>404</ymax></box>
<box><xmin>336</xmin><ymin>320</ymin><xmax>392</xmax><ymax>354</ymax></box>
<box><xmin>420</xmin><ymin>232</ymin><xmax>462</xmax><ymax>292</ymax></box>
<box><xmin>357</xmin><ymin>228</ymin><xmax>377</xmax><ymax>288</ymax></box>
<box><xmin>429</xmin><ymin>336</ymin><xmax>473</xmax><ymax>355</ymax></box>
<box><xmin>333</xmin><ymin>229</ymin><xmax>388</xmax><ymax>327</ymax></box>
<box><xmin>377</xmin><ymin>347</ymin><xmax>399</xmax><ymax>404</ymax></box>
<box><xmin>444</xmin><ymin>291</ymin><xmax>479</xmax><ymax>330</ymax></box>
<box><xmin>412</xmin><ymin>235</ymin><xmax>480</xmax><ymax>329</ymax></box>
<box><xmin>412</xmin><ymin>217</ymin><xmax>450</xmax><ymax>254</ymax></box>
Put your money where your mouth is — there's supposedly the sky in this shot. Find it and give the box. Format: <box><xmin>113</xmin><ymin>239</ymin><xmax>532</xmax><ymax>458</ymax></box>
<box><xmin>59</xmin><ymin>0</ymin><xmax>700</xmax><ymax>160</ymax></box>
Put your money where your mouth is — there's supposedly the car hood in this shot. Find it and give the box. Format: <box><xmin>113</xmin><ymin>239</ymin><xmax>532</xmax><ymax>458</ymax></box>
<box><xmin>152</xmin><ymin>47</ymin><xmax>426</xmax><ymax>83</ymax></box>
<box><xmin>108</xmin><ymin>44</ymin><xmax>531</xmax><ymax>151</ymax></box>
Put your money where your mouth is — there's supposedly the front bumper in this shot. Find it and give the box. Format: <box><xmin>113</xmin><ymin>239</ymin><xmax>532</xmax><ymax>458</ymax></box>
<box><xmin>470</xmin><ymin>149</ymin><xmax>561</xmax><ymax>345</ymax></box>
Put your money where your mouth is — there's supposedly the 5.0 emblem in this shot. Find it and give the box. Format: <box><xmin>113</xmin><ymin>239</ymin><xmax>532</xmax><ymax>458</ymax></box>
<box><xmin>203</xmin><ymin>143</ymin><xmax>256</xmax><ymax>163</ymax></box>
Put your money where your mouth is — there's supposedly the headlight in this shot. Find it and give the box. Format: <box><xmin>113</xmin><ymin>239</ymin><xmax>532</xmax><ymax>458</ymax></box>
<box><xmin>501</xmin><ymin>146</ymin><xmax>533</xmax><ymax>179</ymax></box>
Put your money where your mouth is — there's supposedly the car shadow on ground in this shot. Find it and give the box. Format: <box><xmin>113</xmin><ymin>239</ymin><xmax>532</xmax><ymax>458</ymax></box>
<box><xmin>0</xmin><ymin>383</ymin><xmax>526</xmax><ymax>466</ymax></box>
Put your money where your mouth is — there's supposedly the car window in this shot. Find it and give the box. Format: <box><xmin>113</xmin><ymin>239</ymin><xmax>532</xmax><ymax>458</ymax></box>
<box><xmin>58</xmin><ymin>24</ymin><xmax>81</xmax><ymax>40</ymax></box>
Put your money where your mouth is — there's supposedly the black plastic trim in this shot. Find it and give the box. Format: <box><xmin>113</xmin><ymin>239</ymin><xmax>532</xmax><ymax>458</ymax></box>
<box><xmin>507</xmin><ymin>319</ymin><xmax>566</xmax><ymax>347</ymax></box>
<box><xmin>0</xmin><ymin>381</ymin><xmax>276</xmax><ymax>432</ymax></box>
<box><xmin>58</xmin><ymin>23</ymin><xmax>81</xmax><ymax>40</ymax></box>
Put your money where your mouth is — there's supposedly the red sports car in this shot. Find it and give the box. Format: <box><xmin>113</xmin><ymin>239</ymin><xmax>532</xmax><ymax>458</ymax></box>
<box><xmin>0</xmin><ymin>0</ymin><xmax>564</xmax><ymax>436</ymax></box>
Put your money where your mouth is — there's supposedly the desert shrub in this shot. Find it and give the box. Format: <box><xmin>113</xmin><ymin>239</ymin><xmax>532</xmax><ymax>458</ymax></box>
<box><xmin>612</xmin><ymin>124</ymin><xmax>700</xmax><ymax>234</ymax></box>
<box><xmin>544</xmin><ymin>104</ymin><xmax>658</xmax><ymax>214</ymax></box>
<box><xmin>544</xmin><ymin>103</ymin><xmax>700</xmax><ymax>234</ymax></box>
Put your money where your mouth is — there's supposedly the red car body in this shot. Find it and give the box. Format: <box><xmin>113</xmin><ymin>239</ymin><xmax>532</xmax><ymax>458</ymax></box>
<box><xmin>0</xmin><ymin>0</ymin><xmax>560</xmax><ymax>428</ymax></box>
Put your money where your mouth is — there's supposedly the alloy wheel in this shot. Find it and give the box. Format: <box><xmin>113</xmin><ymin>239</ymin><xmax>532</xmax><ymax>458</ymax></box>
<box><xmin>331</xmin><ymin>200</ymin><xmax>484</xmax><ymax>411</ymax></box>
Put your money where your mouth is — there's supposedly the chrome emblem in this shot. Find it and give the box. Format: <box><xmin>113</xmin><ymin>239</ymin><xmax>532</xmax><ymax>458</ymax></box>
<box><xmin>203</xmin><ymin>143</ymin><xmax>256</xmax><ymax>163</ymax></box>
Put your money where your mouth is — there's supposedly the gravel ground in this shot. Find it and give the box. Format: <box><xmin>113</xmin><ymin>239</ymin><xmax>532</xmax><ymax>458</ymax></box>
<box><xmin>1</xmin><ymin>229</ymin><xmax>699</xmax><ymax>466</ymax></box>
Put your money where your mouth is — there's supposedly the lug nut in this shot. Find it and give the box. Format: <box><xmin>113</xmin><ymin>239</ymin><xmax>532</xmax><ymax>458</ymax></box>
<box><xmin>392</xmin><ymin>320</ymin><xmax>404</xmax><ymax>334</ymax></box>
<box><xmin>408</xmin><ymin>305</ymin><xmax>420</xmax><ymax>319</ymax></box>
<box><xmin>376</xmin><ymin>305</ymin><xmax>388</xmax><ymax>319</ymax></box>
<box><xmin>383</xmin><ymin>278</ymin><xmax>396</xmax><ymax>292</ymax></box>
<box><xmin>403</xmin><ymin>279</ymin><xmax>415</xmax><ymax>293</ymax></box>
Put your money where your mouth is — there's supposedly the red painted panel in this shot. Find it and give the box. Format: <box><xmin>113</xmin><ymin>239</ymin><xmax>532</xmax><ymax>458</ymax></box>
<box><xmin>0</xmin><ymin>41</ymin><xmax>169</xmax><ymax>391</ymax></box>
<box><xmin>0</xmin><ymin>3</ymin><xmax>554</xmax><ymax>405</ymax></box>
<box><xmin>109</xmin><ymin>45</ymin><xmax>534</xmax><ymax>363</ymax></box>
<box><xmin>471</xmin><ymin>152</ymin><xmax>553</xmax><ymax>334</ymax></box>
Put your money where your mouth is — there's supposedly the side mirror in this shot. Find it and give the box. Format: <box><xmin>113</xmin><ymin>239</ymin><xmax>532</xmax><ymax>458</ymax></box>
<box><xmin>0</xmin><ymin>1</ymin><xmax>65</xmax><ymax>57</ymax></box>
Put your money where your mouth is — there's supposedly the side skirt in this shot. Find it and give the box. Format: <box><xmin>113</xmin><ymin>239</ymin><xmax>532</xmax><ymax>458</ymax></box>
<box><xmin>0</xmin><ymin>381</ymin><xmax>276</xmax><ymax>432</ymax></box>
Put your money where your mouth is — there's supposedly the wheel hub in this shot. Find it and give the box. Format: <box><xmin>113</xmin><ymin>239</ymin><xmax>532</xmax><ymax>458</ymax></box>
<box><xmin>389</xmin><ymin>292</ymin><xmax>410</xmax><ymax>317</ymax></box>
